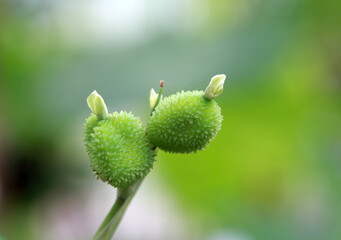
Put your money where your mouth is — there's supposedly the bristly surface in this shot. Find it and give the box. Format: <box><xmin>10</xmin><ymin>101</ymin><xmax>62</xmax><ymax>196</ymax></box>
<box><xmin>84</xmin><ymin>112</ymin><xmax>155</xmax><ymax>188</ymax></box>
<box><xmin>147</xmin><ymin>91</ymin><xmax>223</xmax><ymax>153</ymax></box>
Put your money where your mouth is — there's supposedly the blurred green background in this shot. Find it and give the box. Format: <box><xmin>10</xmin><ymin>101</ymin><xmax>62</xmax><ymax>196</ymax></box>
<box><xmin>0</xmin><ymin>0</ymin><xmax>340</xmax><ymax>239</ymax></box>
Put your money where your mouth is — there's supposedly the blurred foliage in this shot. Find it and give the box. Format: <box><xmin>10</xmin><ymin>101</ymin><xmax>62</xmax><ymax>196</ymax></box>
<box><xmin>0</xmin><ymin>0</ymin><xmax>340</xmax><ymax>239</ymax></box>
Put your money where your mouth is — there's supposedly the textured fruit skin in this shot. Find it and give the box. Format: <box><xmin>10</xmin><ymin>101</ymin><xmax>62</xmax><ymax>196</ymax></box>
<box><xmin>147</xmin><ymin>90</ymin><xmax>223</xmax><ymax>153</ymax></box>
<box><xmin>84</xmin><ymin>111</ymin><xmax>155</xmax><ymax>188</ymax></box>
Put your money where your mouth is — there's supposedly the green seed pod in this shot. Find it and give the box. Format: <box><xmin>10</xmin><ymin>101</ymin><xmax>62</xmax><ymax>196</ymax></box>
<box><xmin>84</xmin><ymin>111</ymin><xmax>155</xmax><ymax>188</ymax></box>
<box><xmin>146</xmin><ymin>90</ymin><xmax>223</xmax><ymax>153</ymax></box>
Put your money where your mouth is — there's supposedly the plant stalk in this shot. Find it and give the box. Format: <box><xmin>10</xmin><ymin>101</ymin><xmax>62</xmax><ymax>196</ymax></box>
<box><xmin>93</xmin><ymin>178</ymin><xmax>143</xmax><ymax>240</ymax></box>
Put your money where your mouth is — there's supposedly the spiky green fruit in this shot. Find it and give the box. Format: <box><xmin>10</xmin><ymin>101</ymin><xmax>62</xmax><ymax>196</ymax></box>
<box><xmin>147</xmin><ymin>90</ymin><xmax>223</xmax><ymax>153</ymax></box>
<box><xmin>84</xmin><ymin>111</ymin><xmax>155</xmax><ymax>188</ymax></box>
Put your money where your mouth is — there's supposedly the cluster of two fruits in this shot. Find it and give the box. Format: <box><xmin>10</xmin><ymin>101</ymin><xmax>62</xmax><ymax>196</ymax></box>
<box><xmin>84</xmin><ymin>75</ymin><xmax>226</xmax><ymax>188</ymax></box>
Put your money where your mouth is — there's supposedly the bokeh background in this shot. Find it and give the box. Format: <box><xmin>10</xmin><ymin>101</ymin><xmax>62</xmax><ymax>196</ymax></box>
<box><xmin>0</xmin><ymin>0</ymin><xmax>340</xmax><ymax>239</ymax></box>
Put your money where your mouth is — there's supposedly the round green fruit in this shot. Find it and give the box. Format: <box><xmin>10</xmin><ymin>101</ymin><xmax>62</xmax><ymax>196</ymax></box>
<box><xmin>147</xmin><ymin>90</ymin><xmax>223</xmax><ymax>153</ymax></box>
<box><xmin>84</xmin><ymin>111</ymin><xmax>155</xmax><ymax>188</ymax></box>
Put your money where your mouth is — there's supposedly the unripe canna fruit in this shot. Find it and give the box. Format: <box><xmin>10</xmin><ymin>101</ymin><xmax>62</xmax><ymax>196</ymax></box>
<box><xmin>84</xmin><ymin>111</ymin><xmax>155</xmax><ymax>188</ymax></box>
<box><xmin>147</xmin><ymin>90</ymin><xmax>223</xmax><ymax>153</ymax></box>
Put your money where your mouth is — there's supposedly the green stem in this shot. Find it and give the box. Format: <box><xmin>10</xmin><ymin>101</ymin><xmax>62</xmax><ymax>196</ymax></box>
<box><xmin>93</xmin><ymin>179</ymin><xmax>143</xmax><ymax>240</ymax></box>
<box><xmin>151</xmin><ymin>81</ymin><xmax>164</xmax><ymax>114</ymax></box>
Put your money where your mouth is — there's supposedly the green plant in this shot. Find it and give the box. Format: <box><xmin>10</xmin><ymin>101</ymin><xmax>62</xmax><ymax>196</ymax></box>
<box><xmin>84</xmin><ymin>74</ymin><xmax>226</xmax><ymax>239</ymax></box>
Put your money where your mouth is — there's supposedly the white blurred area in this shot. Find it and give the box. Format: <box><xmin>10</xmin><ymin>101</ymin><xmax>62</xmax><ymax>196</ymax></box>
<box><xmin>31</xmin><ymin>172</ymin><xmax>254</xmax><ymax>240</ymax></box>
<box><xmin>22</xmin><ymin>0</ymin><xmax>209</xmax><ymax>49</ymax></box>
<box><xmin>32</xmin><ymin>173</ymin><xmax>197</xmax><ymax>240</ymax></box>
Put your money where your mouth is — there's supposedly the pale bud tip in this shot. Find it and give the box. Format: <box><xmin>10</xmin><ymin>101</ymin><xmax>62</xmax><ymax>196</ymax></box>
<box><xmin>150</xmin><ymin>88</ymin><xmax>158</xmax><ymax>109</ymax></box>
<box><xmin>87</xmin><ymin>90</ymin><xmax>108</xmax><ymax>120</ymax></box>
<box><xmin>204</xmin><ymin>74</ymin><xmax>226</xmax><ymax>100</ymax></box>
<box><xmin>87</xmin><ymin>90</ymin><xmax>98</xmax><ymax>114</ymax></box>
<box><xmin>160</xmin><ymin>80</ymin><xmax>164</xmax><ymax>88</ymax></box>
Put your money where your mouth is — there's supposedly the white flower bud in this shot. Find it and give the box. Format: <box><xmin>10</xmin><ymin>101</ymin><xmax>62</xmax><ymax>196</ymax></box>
<box><xmin>87</xmin><ymin>90</ymin><xmax>108</xmax><ymax>120</ymax></box>
<box><xmin>149</xmin><ymin>88</ymin><xmax>158</xmax><ymax>109</ymax></box>
<box><xmin>204</xmin><ymin>74</ymin><xmax>226</xmax><ymax>100</ymax></box>
<box><xmin>150</xmin><ymin>88</ymin><xmax>163</xmax><ymax>110</ymax></box>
